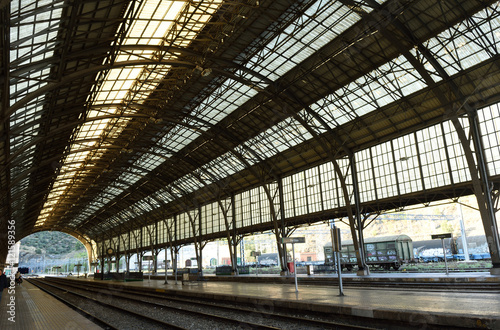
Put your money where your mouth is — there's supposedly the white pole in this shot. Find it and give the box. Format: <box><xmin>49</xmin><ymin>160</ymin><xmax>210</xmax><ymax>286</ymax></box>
<box><xmin>458</xmin><ymin>203</ymin><xmax>470</xmax><ymax>261</ymax></box>
<box><xmin>175</xmin><ymin>253</ymin><xmax>178</xmax><ymax>284</ymax></box>
<box><xmin>336</xmin><ymin>250</ymin><xmax>344</xmax><ymax>296</ymax></box>
<box><xmin>441</xmin><ymin>239</ymin><xmax>449</xmax><ymax>275</ymax></box>
<box><xmin>332</xmin><ymin>226</ymin><xmax>344</xmax><ymax>296</ymax></box>
<box><xmin>292</xmin><ymin>243</ymin><xmax>298</xmax><ymax>292</ymax></box>
<box><xmin>256</xmin><ymin>255</ymin><xmax>259</xmax><ymax>276</ymax></box>
<box><xmin>164</xmin><ymin>248</ymin><xmax>168</xmax><ymax>284</ymax></box>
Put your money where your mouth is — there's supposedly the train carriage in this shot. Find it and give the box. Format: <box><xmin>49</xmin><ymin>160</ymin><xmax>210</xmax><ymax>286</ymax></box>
<box><xmin>324</xmin><ymin>235</ymin><xmax>414</xmax><ymax>271</ymax></box>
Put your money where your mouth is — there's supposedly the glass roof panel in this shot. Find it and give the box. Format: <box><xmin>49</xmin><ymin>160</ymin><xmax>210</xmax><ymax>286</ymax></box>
<box><xmin>81</xmin><ymin>0</ymin><xmax>384</xmax><ymax>231</ymax></box>
<box><xmin>39</xmin><ymin>0</ymin><xmax>222</xmax><ymax>227</ymax></box>
<box><xmin>244</xmin><ymin>1</ymin><xmax>362</xmax><ymax>81</ymax></box>
<box><xmin>424</xmin><ymin>5</ymin><xmax>500</xmax><ymax>77</ymax></box>
<box><xmin>9</xmin><ymin>1</ymin><xmax>63</xmax><ymax>225</ymax></box>
<box><xmin>159</xmin><ymin>125</ymin><xmax>202</xmax><ymax>154</ymax></box>
<box><xmin>152</xmin><ymin>190</ymin><xmax>174</xmax><ymax>204</ymax></box>
<box><xmin>200</xmin><ymin>153</ymin><xmax>247</xmax><ymax>182</ymax></box>
<box><xmin>174</xmin><ymin>174</ymin><xmax>205</xmax><ymax>193</ymax></box>
<box><xmin>243</xmin><ymin>116</ymin><xmax>313</xmax><ymax>160</ymax></box>
<box><xmin>29</xmin><ymin>0</ymin><xmax>498</xmax><ymax>236</ymax></box>
<box><xmin>135</xmin><ymin>153</ymin><xmax>166</xmax><ymax>172</ymax></box>
<box><xmin>194</xmin><ymin>79</ymin><xmax>258</xmax><ymax>126</ymax></box>
<box><xmin>312</xmin><ymin>54</ymin><xmax>426</xmax><ymax>127</ymax></box>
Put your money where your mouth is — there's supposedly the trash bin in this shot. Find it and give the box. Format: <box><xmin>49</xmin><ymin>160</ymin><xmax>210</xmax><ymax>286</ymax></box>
<box><xmin>287</xmin><ymin>262</ymin><xmax>294</xmax><ymax>273</ymax></box>
<box><xmin>306</xmin><ymin>265</ymin><xmax>313</xmax><ymax>275</ymax></box>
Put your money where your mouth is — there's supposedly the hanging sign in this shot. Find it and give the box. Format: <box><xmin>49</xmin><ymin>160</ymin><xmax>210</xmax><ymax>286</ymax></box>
<box><xmin>431</xmin><ymin>233</ymin><xmax>452</xmax><ymax>239</ymax></box>
<box><xmin>282</xmin><ymin>237</ymin><xmax>305</xmax><ymax>244</ymax></box>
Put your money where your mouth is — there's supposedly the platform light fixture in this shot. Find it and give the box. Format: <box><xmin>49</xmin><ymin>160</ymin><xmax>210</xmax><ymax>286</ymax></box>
<box><xmin>201</xmin><ymin>68</ymin><xmax>213</xmax><ymax>77</ymax></box>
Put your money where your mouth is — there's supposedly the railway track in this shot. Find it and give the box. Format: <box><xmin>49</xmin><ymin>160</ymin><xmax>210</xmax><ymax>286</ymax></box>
<box><xmin>28</xmin><ymin>279</ymin><xmax>189</xmax><ymax>329</ymax></box>
<box><xmin>28</xmin><ymin>277</ymin><xmax>378</xmax><ymax>330</ymax></box>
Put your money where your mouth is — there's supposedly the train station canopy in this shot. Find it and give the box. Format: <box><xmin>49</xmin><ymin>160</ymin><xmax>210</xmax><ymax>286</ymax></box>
<box><xmin>1</xmin><ymin>0</ymin><xmax>500</xmax><ymax>258</ymax></box>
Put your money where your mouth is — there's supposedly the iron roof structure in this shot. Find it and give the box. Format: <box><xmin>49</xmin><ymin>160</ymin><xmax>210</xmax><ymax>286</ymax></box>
<box><xmin>1</xmin><ymin>0</ymin><xmax>500</xmax><ymax>265</ymax></box>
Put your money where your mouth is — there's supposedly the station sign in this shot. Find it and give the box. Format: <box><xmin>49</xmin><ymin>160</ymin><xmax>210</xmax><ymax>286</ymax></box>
<box><xmin>431</xmin><ymin>233</ymin><xmax>452</xmax><ymax>239</ymax></box>
<box><xmin>282</xmin><ymin>237</ymin><xmax>305</xmax><ymax>244</ymax></box>
<box><xmin>332</xmin><ymin>227</ymin><xmax>342</xmax><ymax>252</ymax></box>
<box><xmin>143</xmin><ymin>256</ymin><xmax>155</xmax><ymax>261</ymax></box>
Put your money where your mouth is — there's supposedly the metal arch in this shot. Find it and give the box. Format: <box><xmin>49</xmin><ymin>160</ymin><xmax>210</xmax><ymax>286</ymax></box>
<box><xmin>3</xmin><ymin>59</ymin><xmax>193</xmax><ymax>123</ymax></box>
<box><xmin>88</xmin><ymin>201</ymin><xmax>153</xmax><ymax>242</ymax></box>
<box><xmin>5</xmin><ymin>109</ymin><xmax>207</xmax><ymax>190</ymax></box>
<box><xmin>8</xmin><ymin>143</ymin><xmax>133</xmax><ymax>192</ymax></box>
<box><xmin>6</xmin><ymin>43</ymin><xmax>273</xmax><ymax>99</ymax></box>
<box><xmin>73</xmin><ymin>176</ymin><xmax>168</xmax><ymax>233</ymax></box>
<box><xmin>53</xmin><ymin>177</ymin><xmax>162</xmax><ymax>238</ymax></box>
<box><xmin>82</xmin><ymin>174</ymin><xmax>175</xmax><ymax>237</ymax></box>
<box><xmin>4</xmin><ymin>50</ymin><xmax>281</xmax><ymax>232</ymax></box>
<box><xmin>7</xmin><ymin>105</ymin><xmax>221</xmax><ymax>228</ymax></box>
<box><xmin>90</xmin><ymin>179</ymin><xmax>187</xmax><ymax>257</ymax></box>
<box><xmin>5</xmin><ymin>45</ymin><xmax>199</xmax><ymax>84</ymax></box>
<box><xmin>261</xmin><ymin>81</ymin><xmax>371</xmax><ymax>271</ymax></box>
<box><xmin>359</xmin><ymin>0</ymin><xmax>500</xmax><ymax>269</ymax></box>
<box><xmin>4</xmin><ymin>0</ymin><xmax>348</xmax><ymax>248</ymax></box>
<box><xmin>73</xmin><ymin>73</ymin><xmax>290</xmax><ymax>237</ymax></box>
<box><xmin>8</xmin><ymin>108</ymin><xmax>203</xmax><ymax>145</ymax></box>
<box><xmin>55</xmin><ymin>37</ymin><xmax>385</xmax><ymax>269</ymax></box>
<box><xmin>85</xmin><ymin>116</ymin><xmax>291</xmax><ymax>264</ymax></box>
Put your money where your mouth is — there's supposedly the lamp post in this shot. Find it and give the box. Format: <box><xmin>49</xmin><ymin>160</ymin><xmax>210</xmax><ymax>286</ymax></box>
<box><xmin>90</xmin><ymin>262</ymin><xmax>99</xmax><ymax>275</ymax></box>
<box><xmin>53</xmin><ymin>266</ymin><xmax>61</xmax><ymax>276</ymax></box>
<box><xmin>282</xmin><ymin>237</ymin><xmax>305</xmax><ymax>293</ymax></box>
<box><xmin>431</xmin><ymin>233</ymin><xmax>453</xmax><ymax>275</ymax></box>
<box><xmin>74</xmin><ymin>263</ymin><xmax>83</xmax><ymax>278</ymax></box>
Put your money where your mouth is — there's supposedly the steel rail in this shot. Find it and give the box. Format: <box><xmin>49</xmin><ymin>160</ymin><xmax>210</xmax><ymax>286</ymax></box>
<box><xmin>31</xmin><ymin>278</ymin><xmax>280</xmax><ymax>330</ymax></box>
<box><xmin>28</xmin><ymin>278</ymin><xmax>187</xmax><ymax>330</ymax></box>
<box><xmin>26</xmin><ymin>279</ymin><xmax>119</xmax><ymax>330</ymax></box>
<box><xmin>42</xmin><ymin>277</ymin><xmax>380</xmax><ymax>330</ymax></box>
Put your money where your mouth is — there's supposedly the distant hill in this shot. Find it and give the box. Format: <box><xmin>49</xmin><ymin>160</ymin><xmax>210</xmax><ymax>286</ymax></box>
<box><xmin>18</xmin><ymin>232</ymin><xmax>88</xmax><ymax>273</ymax></box>
<box><xmin>20</xmin><ymin>231</ymin><xmax>85</xmax><ymax>255</ymax></box>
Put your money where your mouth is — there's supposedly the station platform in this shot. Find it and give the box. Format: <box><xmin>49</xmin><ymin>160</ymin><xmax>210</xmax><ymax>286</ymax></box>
<box><xmin>0</xmin><ymin>280</ymin><xmax>101</xmax><ymax>330</ymax></box>
<box><xmin>163</xmin><ymin>270</ymin><xmax>500</xmax><ymax>285</ymax></box>
<box><xmin>64</xmin><ymin>272</ymin><xmax>500</xmax><ymax>329</ymax></box>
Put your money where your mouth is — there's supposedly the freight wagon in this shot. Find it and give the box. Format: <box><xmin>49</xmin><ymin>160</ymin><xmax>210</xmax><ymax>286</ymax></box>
<box><xmin>324</xmin><ymin>235</ymin><xmax>414</xmax><ymax>271</ymax></box>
